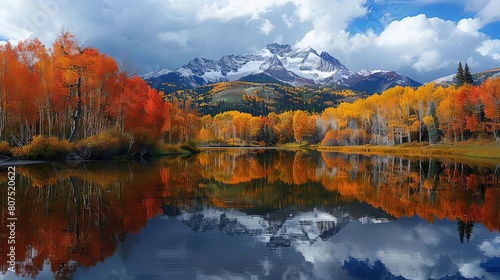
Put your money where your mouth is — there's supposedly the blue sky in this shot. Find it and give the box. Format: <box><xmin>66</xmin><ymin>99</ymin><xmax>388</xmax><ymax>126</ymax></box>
<box><xmin>1</xmin><ymin>0</ymin><xmax>499</xmax><ymax>82</ymax></box>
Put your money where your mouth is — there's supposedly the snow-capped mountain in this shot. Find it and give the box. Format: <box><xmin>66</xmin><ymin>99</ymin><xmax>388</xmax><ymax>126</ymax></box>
<box><xmin>178</xmin><ymin>207</ymin><xmax>351</xmax><ymax>247</ymax></box>
<box><xmin>176</xmin><ymin>207</ymin><xmax>391</xmax><ymax>247</ymax></box>
<box><xmin>143</xmin><ymin>43</ymin><xmax>422</xmax><ymax>94</ymax></box>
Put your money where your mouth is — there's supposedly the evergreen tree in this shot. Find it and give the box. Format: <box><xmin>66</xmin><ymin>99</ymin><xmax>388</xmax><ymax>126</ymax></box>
<box><xmin>428</xmin><ymin>101</ymin><xmax>441</xmax><ymax>144</ymax></box>
<box><xmin>457</xmin><ymin>220</ymin><xmax>465</xmax><ymax>244</ymax></box>
<box><xmin>463</xmin><ymin>63</ymin><xmax>474</xmax><ymax>85</ymax></box>
<box><xmin>456</xmin><ymin>61</ymin><xmax>464</xmax><ymax>86</ymax></box>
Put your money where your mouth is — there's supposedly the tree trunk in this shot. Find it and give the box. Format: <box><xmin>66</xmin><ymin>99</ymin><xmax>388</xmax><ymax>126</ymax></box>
<box><xmin>68</xmin><ymin>77</ymin><xmax>82</xmax><ymax>142</ymax></box>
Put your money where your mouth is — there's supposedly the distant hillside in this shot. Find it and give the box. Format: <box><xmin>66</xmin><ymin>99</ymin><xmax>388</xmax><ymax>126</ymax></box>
<box><xmin>432</xmin><ymin>67</ymin><xmax>500</xmax><ymax>85</ymax></box>
<box><xmin>165</xmin><ymin>81</ymin><xmax>364</xmax><ymax>116</ymax></box>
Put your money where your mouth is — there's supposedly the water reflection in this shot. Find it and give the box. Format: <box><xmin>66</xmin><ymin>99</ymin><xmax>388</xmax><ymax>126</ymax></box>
<box><xmin>0</xmin><ymin>149</ymin><xmax>498</xmax><ymax>279</ymax></box>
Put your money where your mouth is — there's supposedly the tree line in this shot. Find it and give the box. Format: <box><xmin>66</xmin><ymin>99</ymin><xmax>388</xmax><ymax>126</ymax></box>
<box><xmin>199</xmin><ymin>79</ymin><xmax>499</xmax><ymax>145</ymax></box>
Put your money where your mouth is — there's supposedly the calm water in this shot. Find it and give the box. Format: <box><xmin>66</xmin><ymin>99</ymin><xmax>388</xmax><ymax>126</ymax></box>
<box><xmin>1</xmin><ymin>149</ymin><xmax>499</xmax><ymax>280</ymax></box>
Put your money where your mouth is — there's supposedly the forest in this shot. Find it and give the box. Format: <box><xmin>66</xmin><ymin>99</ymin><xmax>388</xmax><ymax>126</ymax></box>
<box><xmin>198</xmin><ymin>80</ymin><xmax>500</xmax><ymax>146</ymax></box>
<box><xmin>0</xmin><ymin>32</ymin><xmax>198</xmax><ymax>158</ymax></box>
<box><xmin>1</xmin><ymin>33</ymin><xmax>499</xmax><ymax>158</ymax></box>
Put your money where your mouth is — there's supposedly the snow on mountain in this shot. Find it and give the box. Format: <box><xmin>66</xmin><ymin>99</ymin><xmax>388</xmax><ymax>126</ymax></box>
<box><xmin>143</xmin><ymin>43</ymin><xmax>422</xmax><ymax>93</ymax></box>
<box><xmin>432</xmin><ymin>73</ymin><xmax>455</xmax><ymax>84</ymax></box>
<box><xmin>141</xmin><ymin>68</ymin><xmax>172</xmax><ymax>79</ymax></box>
<box><xmin>178</xmin><ymin>207</ymin><xmax>351</xmax><ymax>246</ymax></box>
<box><xmin>357</xmin><ymin>69</ymin><xmax>385</xmax><ymax>76</ymax></box>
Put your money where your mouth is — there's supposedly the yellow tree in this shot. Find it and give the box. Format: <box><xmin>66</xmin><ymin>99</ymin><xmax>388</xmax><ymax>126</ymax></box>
<box><xmin>277</xmin><ymin>111</ymin><xmax>294</xmax><ymax>143</ymax></box>
<box><xmin>293</xmin><ymin>110</ymin><xmax>316</xmax><ymax>143</ymax></box>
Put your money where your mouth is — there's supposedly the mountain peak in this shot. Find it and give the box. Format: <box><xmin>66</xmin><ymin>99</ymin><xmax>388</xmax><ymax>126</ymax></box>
<box><xmin>266</xmin><ymin>43</ymin><xmax>292</xmax><ymax>56</ymax></box>
<box><xmin>142</xmin><ymin>43</ymin><xmax>422</xmax><ymax>94</ymax></box>
<box><xmin>260</xmin><ymin>54</ymin><xmax>284</xmax><ymax>71</ymax></box>
<box><xmin>317</xmin><ymin>51</ymin><xmax>349</xmax><ymax>72</ymax></box>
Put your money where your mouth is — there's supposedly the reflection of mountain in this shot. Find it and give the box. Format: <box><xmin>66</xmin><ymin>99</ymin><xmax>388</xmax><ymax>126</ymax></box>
<box><xmin>177</xmin><ymin>207</ymin><xmax>390</xmax><ymax>247</ymax></box>
<box><xmin>1</xmin><ymin>149</ymin><xmax>499</xmax><ymax>279</ymax></box>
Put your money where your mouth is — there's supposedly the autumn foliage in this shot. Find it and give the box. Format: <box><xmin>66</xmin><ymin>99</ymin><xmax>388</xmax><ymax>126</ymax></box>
<box><xmin>197</xmin><ymin>79</ymin><xmax>499</xmax><ymax>146</ymax></box>
<box><xmin>0</xmin><ymin>32</ymin><xmax>197</xmax><ymax>152</ymax></box>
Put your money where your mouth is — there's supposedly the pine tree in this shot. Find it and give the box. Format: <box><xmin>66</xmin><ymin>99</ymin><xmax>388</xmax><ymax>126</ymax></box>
<box><xmin>463</xmin><ymin>63</ymin><xmax>474</xmax><ymax>85</ymax></box>
<box><xmin>456</xmin><ymin>61</ymin><xmax>464</xmax><ymax>86</ymax></box>
<box><xmin>427</xmin><ymin>101</ymin><xmax>441</xmax><ymax>144</ymax></box>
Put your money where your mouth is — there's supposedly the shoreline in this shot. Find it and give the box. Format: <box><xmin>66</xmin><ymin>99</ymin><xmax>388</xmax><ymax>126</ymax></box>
<box><xmin>316</xmin><ymin>141</ymin><xmax>500</xmax><ymax>160</ymax></box>
<box><xmin>200</xmin><ymin>140</ymin><xmax>500</xmax><ymax>162</ymax></box>
<box><xmin>2</xmin><ymin>141</ymin><xmax>498</xmax><ymax>167</ymax></box>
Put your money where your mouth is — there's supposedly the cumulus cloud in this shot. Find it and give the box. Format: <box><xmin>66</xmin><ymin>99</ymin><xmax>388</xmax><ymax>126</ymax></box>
<box><xmin>476</xmin><ymin>39</ymin><xmax>500</xmax><ymax>60</ymax></box>
<box><xmin>0</xmin><ymin>0</ymin><xmax>499</xmax><ymax>82</ymax></box>
<box><xmin>291</xmin><ymin>0</ymin><xmax>369</xmax><ymax>50</ymax></box>
<box><xmin>479</xmin><ymin>237</ymin><xmax>500</xmax><ymax>257</ymax></box>
<box><xmin>330</xmin><ymin>13</ymin><xmax>494</xmax><ymax>80</ymax></box>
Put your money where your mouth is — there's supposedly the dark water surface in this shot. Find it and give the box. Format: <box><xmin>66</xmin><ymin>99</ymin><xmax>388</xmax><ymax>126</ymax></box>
<box><xmin>1</xmin><ymin>149</ymin><xmax>499</xmax><ymax>280</ymax></box>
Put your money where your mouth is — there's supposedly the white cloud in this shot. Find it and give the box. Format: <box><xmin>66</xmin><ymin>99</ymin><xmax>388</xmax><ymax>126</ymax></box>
<box><xmin>333</xmin><ymin>13</ymin><xmax>494</xmax><ymax>79</ymax></box>
<box><xmin>459</xmin><ymin>262</ymin><xmax>486</xmax><ymax>279</ymax></box>
<box><xmin>291</xmin><ymin>0</ymin><xmax>369</xmax><ymax>50</ymax></box>
<box><xmin>479</xmin><ymin>237</ymin><xmax>500</xmax><ymax>257</ymax></box>
<box><xmin>457</xmin><ymin>18</ymin><xmax>483</xmax><ymax>33</ymax></box>
<box><xmin>197</xmin><ymin>0</ymin><xmax>289</xmax><ymax>22</ymax></box>
<box><xmin>282</xmin><ymin>13</ymin><xmax>294</xmax><ymax>28</ymax></box>
<box><xmin>0</xmin><ymin>0</ymin><xmax>499</xmax><ymax>82</ymax></box>
<box><xmin>465</xmin><ymin>0</ymin><xmax>500</xmax><ymax>25</ymax></box>
<box><xmin>259</xmin><ymin>19</ymin><xmax>275</xmax><ymax>35</ymax></box>
<box><xmin>376</xmin><ymin>14</ymin><xmax>444</xmax><ymax>46</ymax></box>
<box><xmin>476</xmin><ymin>39</ymin><xmax>500</xmax><ymax>60</ymax></box>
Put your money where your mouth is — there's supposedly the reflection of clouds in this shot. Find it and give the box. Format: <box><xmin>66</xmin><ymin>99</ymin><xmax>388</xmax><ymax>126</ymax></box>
<box><xmin>80</xmin><ymin>210</ymin><xmax>500</xmax><ymax>280</ymax></box>
<box><xmin>177</xmin><ymin>208</ymin><xmax>500</xmax><ymax>279</ymax></box>
<box><xmin>376</xmin><ymin>251</ymin><xmax>429</xmax><ymax>280</ymax></box>
<box><xmin>459</xmin><ymin>262</ymin><xmax>485</xmax><ymax>279</ymax></box>
<box><xmin>259</xmin><ymin>257</ymin><xmax>274</xmax><ymax>276</ymax></box>
<box><xmin>414</xmin><ymin>224</ymin><xmax>441</xmax><ymax>246</ymax></box>
<box><xmin>291</xmin><ymin>218</ymin><xmax>500</xmax><ymax>280</ymax></box>
<box><xmin>480</xmin><ymin>237</ymin><xmax>500</xmax><ymax>257</ymax></box>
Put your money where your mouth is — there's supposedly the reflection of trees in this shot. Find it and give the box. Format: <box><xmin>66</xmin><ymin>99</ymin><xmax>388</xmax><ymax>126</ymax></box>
<box><xmin>192</xmin><ymin>150</ymin><xmax>500</xmax><ymax>234</ymax></box>
<box><xmin>0</xmin><ymin>150</ymin><xmax>498</xmax><ymax>278</ymax></box>
<box><xmin>457</xmin><ymin>220</ymin><xmax>475</xmax><ymax>244</ymax></box>
<box><xmin>0</xmin><ymin>161</ymin><xmax>168</xmax><ymax>279</ymax></box>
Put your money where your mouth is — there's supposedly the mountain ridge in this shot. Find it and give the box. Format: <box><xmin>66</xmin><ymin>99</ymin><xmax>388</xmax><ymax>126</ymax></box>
<box><xmin>432</xmin><ymin>67</ymin><xmax>500</xmax><ymax>85</ymax></box>
<box><xmin>143</xmin><ymin>43</ymin><xmax>422</xmax><ymax>94</ymax></box>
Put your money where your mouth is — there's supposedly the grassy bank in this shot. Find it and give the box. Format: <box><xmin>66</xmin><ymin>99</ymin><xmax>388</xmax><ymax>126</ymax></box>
<box><xmin>317</xmin><ymin>140</ymin><xmax>500</xmax><ymax>160</ymax></box>
<box><xmin>0</xmin><ymin>133</ymin><xmax>200</xmax><ymax>162</ymax></box>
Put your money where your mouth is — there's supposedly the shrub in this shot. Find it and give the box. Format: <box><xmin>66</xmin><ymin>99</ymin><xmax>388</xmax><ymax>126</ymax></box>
<box><xmin>17</xmin><ymin>136</ymin><xmax>72</xmax><ymax>159</ymax></box>
<box><xmin>126</xmin><ymin>128</ymin><xmax>158</xmax><ymax>157</ymax></box>
<box><xmin>180</xmin><ymin>140</ymin><xmax>201</xmax><ymax>153</ymax></box>
<box><xmin>77</xmin><ymin>130</ymin><xmax>127</xmax><ymax>159</ymax></box>
<box><xmin>0</xmin><ymin>141</ymin><xmax>12</xmax><ymax>156</ymax></box>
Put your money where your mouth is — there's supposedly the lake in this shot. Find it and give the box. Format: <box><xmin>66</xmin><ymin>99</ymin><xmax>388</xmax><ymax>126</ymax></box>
<box><xmin>1</xmin><ymin>149</ymin><xmax>499</xmax><ymax>280</ymax></box>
